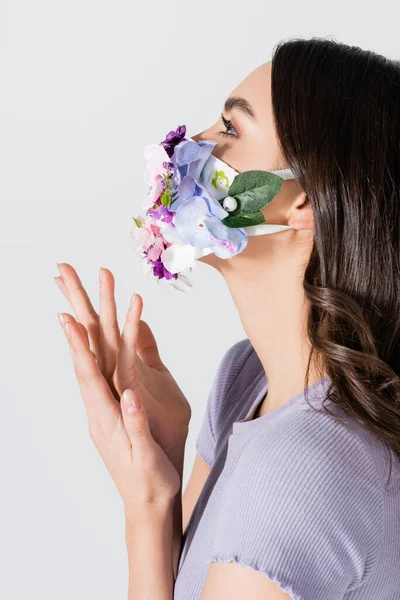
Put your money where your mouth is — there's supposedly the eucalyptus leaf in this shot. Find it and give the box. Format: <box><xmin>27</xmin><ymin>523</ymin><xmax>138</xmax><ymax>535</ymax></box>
<box><xmin>228</xmin><ymin>170</ymin><xmax>284</xmax><ymax>213</ymax></box>
<box><xmin>222</xmin><ymin>211</ymin><xmax>266</xmax><ymax>229</ymax></box>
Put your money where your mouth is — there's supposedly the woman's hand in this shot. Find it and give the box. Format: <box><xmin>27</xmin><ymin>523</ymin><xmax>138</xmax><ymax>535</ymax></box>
<box><xmin>54</xmin><ymin>263</ymin><xmax>191</xmax><ymax>469</ymax></box>
<box><xmin>58</xmin><ymin>311</ymin><xmax>181</xmax><ymax>522</ymax></box>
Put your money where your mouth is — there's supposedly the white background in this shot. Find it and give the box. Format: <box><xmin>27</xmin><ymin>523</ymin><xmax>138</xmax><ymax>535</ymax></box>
<box><xmin>1</xmin><ymin>1</ymin><xmax>398</xmax><ymax>597</ymax></box>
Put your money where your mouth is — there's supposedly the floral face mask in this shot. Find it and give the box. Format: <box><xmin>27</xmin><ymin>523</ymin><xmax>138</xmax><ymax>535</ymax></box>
<box><xmin>131</xmin><ymin>125</ymin><xmax>296</xmax><ymax>292</ymax></box>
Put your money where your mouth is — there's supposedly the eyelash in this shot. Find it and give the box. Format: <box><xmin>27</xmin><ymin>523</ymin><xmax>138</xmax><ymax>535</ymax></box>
<box><xmin>217</xmin><ymin>114</ymin><xmax>239</xmax><ymax>138</ymax></box>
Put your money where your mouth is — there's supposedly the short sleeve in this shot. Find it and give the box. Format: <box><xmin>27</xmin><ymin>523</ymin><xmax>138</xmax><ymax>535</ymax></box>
<box><xmin>195</xmin><ymin>338</ymin><xmax>251</xmax><ymax>467</ymax></box>
<box><xmin>208</xmin><ymin>409</ymin><xmax>384</xmax><ymax>599</ymax></box>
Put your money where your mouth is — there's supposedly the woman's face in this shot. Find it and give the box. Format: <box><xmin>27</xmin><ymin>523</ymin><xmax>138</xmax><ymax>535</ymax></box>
<box><xmin>191</xmin><ymin>61</ymin><xmax>288</xmax><ymax>174</ymax></box>
<box><xmin>191</xmin><ymin>61</ymin><xmax>310</xmax><ymax>269</ymax></box>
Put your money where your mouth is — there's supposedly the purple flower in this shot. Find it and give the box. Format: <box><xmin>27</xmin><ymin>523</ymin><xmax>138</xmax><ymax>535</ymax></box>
<box><xmin>162</xmin><ymin>161</ymin><xmax>175</xmax><ymax>172</ymax></box>
<box><xmin>148</xmin><ymin>203</ymin><xmax>175</xmax><ymax>224</ymax></box>
<box><xmin>149</xmin><ymin>257</ymin><xmax>178</xmax><ymax>281</ymax></box>
<box><xmin>160</xmin><ymin>125</ymin><xmax>187</xmax><ymax>158</ymax></box>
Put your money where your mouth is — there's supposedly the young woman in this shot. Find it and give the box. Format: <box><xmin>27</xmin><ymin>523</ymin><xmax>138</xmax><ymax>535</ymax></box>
<box><xmin>55</xmin><ymin>37</ymin><xmax>400</xmax><ymax>599</ymax></box>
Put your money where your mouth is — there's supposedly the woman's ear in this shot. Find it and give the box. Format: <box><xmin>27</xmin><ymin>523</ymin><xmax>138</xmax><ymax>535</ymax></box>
<box><xmin>287</xmin><ymin>193</ymin><xmax>314</xmax><ymax>230</ymax></box>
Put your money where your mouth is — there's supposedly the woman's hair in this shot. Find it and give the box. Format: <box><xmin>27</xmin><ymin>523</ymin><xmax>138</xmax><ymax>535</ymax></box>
<box><xmin>271</xmin><ymin>36</ymin><xmax>400</xmax><ymax>487</ymax></box>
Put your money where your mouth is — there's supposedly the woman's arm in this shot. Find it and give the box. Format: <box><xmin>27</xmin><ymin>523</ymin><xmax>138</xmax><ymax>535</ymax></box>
<box><xmin>58</xmin><ymin>312</ymin><xmax>182</xmax><ymax>599</ymax></box>
<box><xmin>56</xmin><ymin>264</ymin><xmax>192</xmax><ymax>585</ymax></box>
<box><xmin>182</xmin><ymin>453</ymin><xmax>212</xmax><ymax>535</ymax></box>
<box><xmin>169</xmin><ymin>444</ymin><xmax>186</xmax><ymax>580</ymax></box>
<box><xmin>125</xmin><ymin>504</ymin><xmax>175</xmax><ymax>600</ymax></box>
<box><xmin>171</xmin><ymin>439</ymin><xmax>214</xmax><ymax>576</ymax></box>
<box><xmin>124</xmin><ymin>455</ymin><xmax>214</xmax><ymax>600</ymax></box>
<box><xmin>124</xmin><ymin>439</ymin><xmax>196</xmax><ymax>600</ymax></box>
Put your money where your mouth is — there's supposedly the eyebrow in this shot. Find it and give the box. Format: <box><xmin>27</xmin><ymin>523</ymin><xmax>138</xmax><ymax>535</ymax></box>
<box><xmin>223</xmin><ymin>96</ymin><xmax>257</xmax><ymax>122</ymax></box>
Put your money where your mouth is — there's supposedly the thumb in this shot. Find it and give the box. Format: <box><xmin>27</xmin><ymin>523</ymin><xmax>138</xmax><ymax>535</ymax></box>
<box><xmin>120</xmin><ymin>389</ymin><xmax>153</xmax><ymax>457</ymax></box>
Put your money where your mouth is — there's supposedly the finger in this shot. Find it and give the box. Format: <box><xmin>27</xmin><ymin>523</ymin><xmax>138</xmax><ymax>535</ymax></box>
<box><xmin>56</xmin><ymin>263</ymin><xmax>98</xmax><ymax>322</ymax></box>
<box><xmin>56</xmin><ymin>263</ymin><xmax>102</xmax><ymax>367</ymax></box>
<box><xmin>120</xmin><ymin>389</ymin><xmax>154</xmax><ymax>460</ymax></box>
<box><xmin>54</xmin><ymin>275</ymin><xmax>69</xmax><ymax>298</ymax></box>
<box><xmin>119</xmin><ymin>293</ymin><xmax>163</xmax><ymax>373</ymax></box>
<box><xmin>62</xmin><ymin>313</ymin><xmax>96</xmax><ymax>359</ymax></box>
<box><xmin>59</xmin><ymin>312</ymin><xmax>119</xmax><ymax>427</ymax></box>
<box><xmin>117</xmin><ymin>292</ymin><xmax>142</xmax><ymax>382</ymax></box>
<box><xmin>62</xmin><ymin>313</ymin><xmax>98</xmax><ymax>371</ymax></box>
<box><xmin>137</xmin><ymin>319</ymin><xmax>163</xmax><ymax>369</ymax></box>
<box><xmin>99</xmin><ymin>267</ymin><xmax>120</xmax><ymax>378</ymax></box>
<box><xmin>77</xmin><ymin>321</ymin><xmax>90</xmax><ymax>346</ymax></box>
<box><xmin>76</xmin><ymin>321</ymin><xmax>100</xmax><ymax>364</ymax></box>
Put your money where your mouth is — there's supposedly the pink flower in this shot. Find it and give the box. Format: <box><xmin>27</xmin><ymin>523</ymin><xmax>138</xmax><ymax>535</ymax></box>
<box><xmin>130</xmin><ymin>215</ymin><xmax>157</xmax><ymax>253</ymax></box>
<box><xmin>143</xmin><ymin>143</ymin><xmax>170</xmax><ymax>210</ymax></box>
<box><xmin>146</xmin><ymin>236</ymin><xmax>165</xmax><ymax>261</ymax></box>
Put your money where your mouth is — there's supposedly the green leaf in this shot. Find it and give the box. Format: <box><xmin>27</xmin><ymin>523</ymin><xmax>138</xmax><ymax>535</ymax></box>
<box><xmin>132</xmin><ymin>216</ymin><xmax>142</xmax><ymax>228</ymax></box>
<box><xmin>228</xmin><ymin>170</ymin><xmax>284</xmax><ymax>213</ymax></box>
<box><xmin>161</xmin><ymin>190</ymin><xmax>172</xmax><ymax>207</ymax></box>
<box><xmin>222</xmin><ymin>211</ymin><xmax>266</xmax><ymax>229</ymax></box>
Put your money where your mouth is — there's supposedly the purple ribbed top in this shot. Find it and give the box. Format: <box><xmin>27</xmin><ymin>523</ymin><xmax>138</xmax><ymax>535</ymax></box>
<box><xmin>173</xmin><ymin>338</ymin><xmax>400</xmax><ymax>599</ymax></box>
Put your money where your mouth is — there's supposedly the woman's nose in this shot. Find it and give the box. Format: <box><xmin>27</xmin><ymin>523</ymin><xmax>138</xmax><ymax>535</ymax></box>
<box><xmin>190</xmin><ymin>132</ymin><xmax>203</xmax><ymax>142</ymax></box>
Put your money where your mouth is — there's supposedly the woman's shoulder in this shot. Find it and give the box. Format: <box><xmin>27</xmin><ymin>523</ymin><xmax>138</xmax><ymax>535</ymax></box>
<box><xmin>244</xmin><ymin>395</ymin><xmax>390</xmax><ymax>491</ymax></box>
<box><xmin>210</xmin><ymin>399</ymin><xmax>389</xmax><ymax>596</ymax></box>
<box><xmin>195</xmin><ymin>338</ymin><xmax>261</xmax><ymax>467</ymax></box>
<box><xmin>220</xmin><ymin>341</ymin><xmax>393</xmax><ymax>489</ymax></box>
<box><xmin>217</xmin><ymin>336</ymin><xmax>265</xmax><ymax>394</ymax></box>
<box><xmin>208</xmin><ymin>337</ymin><xmax>261</xmax><ymax>418</ymax></box>
<box><xmin>216</xmin><ymin>337</ymin><xmax>256</xmax><ymax>380</ymax></box>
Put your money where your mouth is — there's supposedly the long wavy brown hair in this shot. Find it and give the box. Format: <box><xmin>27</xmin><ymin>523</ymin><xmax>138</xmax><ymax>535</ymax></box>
<box><xmin>271</xmin><ymin>37</ymin><xmax>400</xmax><ymax>488</ymax></box>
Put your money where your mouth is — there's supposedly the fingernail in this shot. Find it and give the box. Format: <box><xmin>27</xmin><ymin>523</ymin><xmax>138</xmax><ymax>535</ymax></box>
<box><xmin>99</xmin><ymin>267</ymin><xmax>103</xmax><ymax>283</ymax></box>
<box><xmin>130</xmin><ymin>293</ymin><xmax>137</xmax><ymax>308</ymax></box>
<box><xmin>64</xmin><ymin>321</ymin><xmax>71</xmax><ymax>337</ymax></box>
<box><xmin>122</xmin><ymin>389</ymin><xmax>141</xmax><ymax>412</ymax></box>
<box><xmin>58</xmin><ymin>313</ymin><xmax>65</xmax><ymax>329</ymax></box>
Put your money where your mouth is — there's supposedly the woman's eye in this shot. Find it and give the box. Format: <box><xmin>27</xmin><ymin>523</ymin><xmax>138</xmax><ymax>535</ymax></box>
<box><xmin>217</xmin><ymin>114</ymin><xmax>238</xmax><ymax>138</ymax></box>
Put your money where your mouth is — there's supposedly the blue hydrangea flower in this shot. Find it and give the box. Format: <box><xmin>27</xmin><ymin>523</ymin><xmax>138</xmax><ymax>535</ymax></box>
<box><xmin>171</xmin><ymin>139</ymin><xmax>216</xmax><ymax>183</ymax></box>
<box><xmin>167</xmin><ymin>139</ymin><xmax>247</xmax><ymax>259</ymax></box>
<box><xmin>171</xmin><ymin>184</ymin><xmax>247</xmax><ymax>259</ymax></box>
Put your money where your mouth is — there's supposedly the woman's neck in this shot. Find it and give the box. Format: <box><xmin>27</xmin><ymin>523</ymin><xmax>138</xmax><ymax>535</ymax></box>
<box><xmin>217</xmin><ymin>235</ymin><xmax>325</xmax><ymax>411</ymax></box>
